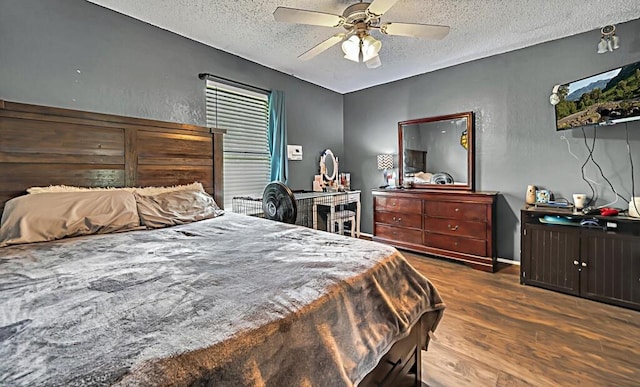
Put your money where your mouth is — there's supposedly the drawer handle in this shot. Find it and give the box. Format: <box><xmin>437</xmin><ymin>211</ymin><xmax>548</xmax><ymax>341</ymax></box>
<box><xmin>573</xmin><ymin>260</ymin><xmax>579</xmax><ymax>266</ymax></box>
<box><xmin>581</xmin><ymin>262</ymin><xmax>587</xmax><ymax>268</ymax></box>
<box><xmin>392</xmin><ymin>202</ymin><xmax>397</xmax><ymax>206</ymax></box>
<box><xmin>455</xmin><ymin>208</ymin><xmax>460</xmax><ymax>212</ymax></box>
<box><xmin>448</xmin><ymin>224</ymin><xmax>459</xmax><ymax>231</ymax></box>
<box><xmin>392</xmin><ymin>216</ymin><xmax>402</xmax><ymax>223</ymax></box>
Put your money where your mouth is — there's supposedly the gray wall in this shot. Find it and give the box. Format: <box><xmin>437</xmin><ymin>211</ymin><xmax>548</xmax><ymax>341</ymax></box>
<box><xmin>0</xmin><ymin>0</ymin><xmax>343</xmax><ymax>192</ymax></box>
<box><xmin>344</xmin><ymin>18</ymin><xmax>640</xmax><ymax>261</ymax></box>
<box><xmin>2</xmin><ymin>1</ymin><xmax>639</xmax><ymax>262</ymax></box>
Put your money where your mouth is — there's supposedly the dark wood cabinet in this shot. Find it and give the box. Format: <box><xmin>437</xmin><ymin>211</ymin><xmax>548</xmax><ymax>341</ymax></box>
<box><xmin>521</xmin><ymin>223</ymin><xmax>581</xmax><ymax>295</ymax></box>
<box><xmin>521</xmin><ymin>206</ymin><xmax>640</xmax><ymax>311</ymax></box>
<box><xmin>580</xmin><ymin>231</ymin><xmax>640</xmax><ymax>309</ymax></box>
<box><xmin>372</xmin><ymin>189</ymin><xmax>498</xmax><ymax>272</ymax></box>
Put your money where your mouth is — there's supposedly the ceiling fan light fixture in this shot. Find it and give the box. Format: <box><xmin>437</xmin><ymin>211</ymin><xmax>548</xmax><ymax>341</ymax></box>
<box><xmin>361</xmin><ymin>35</ymin><xmax>382</xmax><ymax>62</ymax></box>
<box><xmin>342</xmin><ymin>35</ymin><xmax>360</xmax><ymax>62</ymax></box>
<box><xmin>365</xmin><ymin>55</ymin><xmax>382</xmax><ymax>69</ymax></box>
<box><xmin>344</xmin><ymin>52</ymin><xmax>360</xmax><ymax>62</ymax></box>
<box><xmin>274</xmin><ymin>1</ymin><xmax>450</xmax><ymax>66</ymax></box>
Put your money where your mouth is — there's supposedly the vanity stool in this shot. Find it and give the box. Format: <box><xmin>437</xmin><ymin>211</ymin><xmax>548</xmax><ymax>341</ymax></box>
<box><xmin>331</xmin><ymin>209</ymin><xmax>356</xmax><ymax>237</ymax></box>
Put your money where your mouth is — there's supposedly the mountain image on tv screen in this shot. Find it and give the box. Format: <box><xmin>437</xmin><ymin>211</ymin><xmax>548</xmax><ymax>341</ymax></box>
<box><xmin>555</xmin><ymin>61</ymin><xmax>640</xmax><ymax>130</ymax></box>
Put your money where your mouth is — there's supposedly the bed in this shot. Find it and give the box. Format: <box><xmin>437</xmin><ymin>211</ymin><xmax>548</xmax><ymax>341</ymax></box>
<box><xmin>0</xmin><ymin>100</ymin><xmax>445</xmax><ymax>386</ymax></box>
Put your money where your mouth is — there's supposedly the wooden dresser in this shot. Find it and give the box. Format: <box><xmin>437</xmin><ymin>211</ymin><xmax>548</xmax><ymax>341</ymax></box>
<box><xmin>372</xmin><ymin>189</ymin><xmax>498</xmax><ymax>272</ymax></box>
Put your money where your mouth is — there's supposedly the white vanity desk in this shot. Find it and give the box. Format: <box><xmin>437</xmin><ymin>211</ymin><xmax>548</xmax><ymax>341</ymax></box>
<box><xmin>295</xmin><ymin>190</ymin><xmax>361</xmax><ymax>237</ymax></box>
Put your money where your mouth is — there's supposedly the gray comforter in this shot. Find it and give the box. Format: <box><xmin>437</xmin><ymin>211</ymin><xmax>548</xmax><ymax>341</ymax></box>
<box><xmin>0</xmin><ymin>213</ymin><xmax>444</xmax><ymax>386</ymax></box>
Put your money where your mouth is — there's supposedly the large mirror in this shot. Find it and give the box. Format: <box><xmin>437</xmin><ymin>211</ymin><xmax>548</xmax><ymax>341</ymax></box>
<box><xmin>398</xmin><ymin>111</ymin><xmax>474</xmax><ymax>191</ymax></box>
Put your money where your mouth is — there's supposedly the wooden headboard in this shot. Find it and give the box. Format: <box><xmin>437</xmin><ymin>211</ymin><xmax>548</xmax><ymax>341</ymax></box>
<box><xmin>0</xmin><ymin>100</ymin><xmax>225</xmax><ymax>214</ymax></box>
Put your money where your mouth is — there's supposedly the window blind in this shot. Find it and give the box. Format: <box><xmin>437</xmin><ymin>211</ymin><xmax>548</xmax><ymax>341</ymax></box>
<box><xmin>205</xmin><ymin>80</ymin><xmax>269</xmax><ymax>210</ymax></box>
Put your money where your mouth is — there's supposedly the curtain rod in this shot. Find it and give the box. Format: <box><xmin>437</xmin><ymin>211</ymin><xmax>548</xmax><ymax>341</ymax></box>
<box><xmin>198</xmin><ymin>73</ymin><xmax>269</xmax><ymax>94</ymax></box>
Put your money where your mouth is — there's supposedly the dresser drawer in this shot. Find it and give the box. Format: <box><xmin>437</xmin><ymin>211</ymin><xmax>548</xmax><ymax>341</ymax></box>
<box><xmin>375</xmin><ymin>197</ymin><xmax>422</xmax><ymax>214</ymax></box>
<box><xmin>372</xmin><ymin>189</ymin><xmax>497</xmax><ymax>271</ymax></box>
<box><xmin>424</xmin><ymin>201</ymin><xmax>487</xmax><ymax>222</ymax></box>
<box><xmin>425</xmin><ymin>232</ymin><xmax>487</xmax><ymax>256</ymax></box>
<box><xmin>424</xmin><ymin>217</ymin><xmax>487</xmax><ymax>239</ymax></box>
<box><xmin>376</xmin><ymin>212</ymin><xmax>422</xmax><ymax>229</ymax></box>
<box><xmin>375</xmin><ymin>224</ymin><xmax>422</xmax><ymax>245</ymax></box>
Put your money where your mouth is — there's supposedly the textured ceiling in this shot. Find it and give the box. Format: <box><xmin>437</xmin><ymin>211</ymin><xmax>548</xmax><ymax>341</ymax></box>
<box><xmin>85</xmin><ymin>0</ymin><xmax>640</xmax><ymax>94</ymax></box>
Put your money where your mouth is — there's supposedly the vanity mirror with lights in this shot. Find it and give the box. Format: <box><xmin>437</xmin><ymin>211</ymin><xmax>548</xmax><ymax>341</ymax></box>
<box><xmin>372</xmin><ymin>112</ymin><xmax>499</xmax><ymax>272</ymax></box>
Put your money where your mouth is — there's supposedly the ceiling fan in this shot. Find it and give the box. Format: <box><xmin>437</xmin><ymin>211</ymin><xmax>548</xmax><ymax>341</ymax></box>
<box><xmin>273</xmin><ymin>0</ymin><xmax>450</xmax><ymax>68</ymax></box>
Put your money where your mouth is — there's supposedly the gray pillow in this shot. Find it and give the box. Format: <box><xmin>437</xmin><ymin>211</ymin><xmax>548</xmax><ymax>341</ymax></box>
<box><xmin>134</xmin><ymin>190</ymin><xmax>224</xmax><ymax>229</ymax></box>
<box><xmin>0</xmin><ymin>191</ymin><xmax>141</xmax><ymax>247</ymax></box>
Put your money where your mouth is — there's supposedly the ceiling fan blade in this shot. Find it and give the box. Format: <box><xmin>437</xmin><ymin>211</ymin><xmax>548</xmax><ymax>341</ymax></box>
<box><xmin>381</xmin><ymin>22</ymin><xmax>450</xmax><ymax>39</ymax></box>
<box><xmin>298</xmin><ymin>33</ymin><xmax>346</xmax><ymax>61</ymax></box>
<box><xmin>367</xmin><ymin>0</ymin><xmax>400</xmax><ymax>16</ymax></box>
<box><xmin>273</xmin><ymin>7</ymin><xmax>344</xmax><ymax>27</ymax></box>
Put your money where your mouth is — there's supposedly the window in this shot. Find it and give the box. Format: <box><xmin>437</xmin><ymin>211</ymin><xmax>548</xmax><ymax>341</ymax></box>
<box><xmin>205</xmin><ymin>80</ymin><xmax>269</xmax><ymax>210</ymax></box>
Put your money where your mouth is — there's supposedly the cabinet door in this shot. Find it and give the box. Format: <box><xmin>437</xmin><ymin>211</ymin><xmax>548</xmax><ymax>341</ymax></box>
<box><xmin>521</xmin><ymin>224</ymin><xmax>580</xmax><ymax>295</ymax></box>
<box><xmin>580</xmin><ymin>231</ymin><xmax>640</xmax><ymax>310</ymax></box>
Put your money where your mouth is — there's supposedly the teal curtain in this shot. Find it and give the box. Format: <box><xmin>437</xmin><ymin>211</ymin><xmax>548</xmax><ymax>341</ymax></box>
<box><xmin>268</xmin><ymin>90</ymin><xmax>288</xmax><ymax>183</ymax></box>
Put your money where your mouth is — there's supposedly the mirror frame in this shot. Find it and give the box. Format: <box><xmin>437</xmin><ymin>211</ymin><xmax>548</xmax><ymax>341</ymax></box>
<box><xmin>398</xmin><ymin>111</ymin><xmax>475</xmax><ymax>191</ymax></box>
<box><xmin>320</xmin><ymin>149</ymin><xmax>338</xmax><ymax>182</ymax></box>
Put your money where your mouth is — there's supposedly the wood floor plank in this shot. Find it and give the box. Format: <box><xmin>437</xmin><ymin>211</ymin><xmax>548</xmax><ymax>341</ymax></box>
<box><xmin>494</xmin><ymin>371</ymin><xmax>537</xmax><ymax>387</ymax></box>
<box><xmin>421</xmin><ymin>341</ymin><xmax>499</xmax><ymax>387</ymax></box>
<box><xmin>405</xmin><ymin>252</ymin><xmax>640</xmax><ymax>387</ymax></box>
<box><xmin>438</xmin><ymin>314</ymin><xmax>637</xmax><ymax>385</ymax></box>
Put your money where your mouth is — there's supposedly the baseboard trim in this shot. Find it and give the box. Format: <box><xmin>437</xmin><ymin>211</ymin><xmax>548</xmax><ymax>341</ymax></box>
<box><xmin>497</xmin><ymin>257</ymin><xmax>520</xmax><ymax>266</ymax></box>
<box><xmin>361</xmin><ymin>233</ymin><xmax>520</xmax><ymax>266</ymax></box>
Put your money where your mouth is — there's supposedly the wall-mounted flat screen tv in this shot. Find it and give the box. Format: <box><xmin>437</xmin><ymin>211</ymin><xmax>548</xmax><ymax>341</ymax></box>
<box><xmin>555</xmin><ymin>60</ymin><xmax>640</xmax><ymax>130</ymax></box>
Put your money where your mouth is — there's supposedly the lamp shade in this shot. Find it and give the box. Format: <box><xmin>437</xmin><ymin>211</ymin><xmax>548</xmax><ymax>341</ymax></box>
<box><xmin>377</xmin><ymin>154</ymin><xmax>393</xmax><ymax>170</ymax></box>
<box><xmin>366</xmin><ymin>55</ymin><xmax>382</xmax><ymax>69</ymax></box>
<box><xmin>362</xmin><ymin>35</ymin><xmax>382</xmax><ymax>62</ymax></box>
<box><xmin>342</xmin><ymin>35</ymin><xmax>360</xmax><ymax>62</ymax></box>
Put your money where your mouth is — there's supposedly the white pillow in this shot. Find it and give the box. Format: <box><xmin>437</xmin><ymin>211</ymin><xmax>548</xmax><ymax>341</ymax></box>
<box><xmin>26</xmin><ymin>182</ymin><xmax>205</xmax><ymax>195</ymax></box>
<box><xmin>0</xmin><ymin>191</ymin><xmax>141</xmax><ymax>247</ymax></box>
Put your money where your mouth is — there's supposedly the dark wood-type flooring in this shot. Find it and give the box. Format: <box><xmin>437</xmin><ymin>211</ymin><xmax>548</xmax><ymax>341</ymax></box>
<box><xmin>404</xmin><ymin>252</ymin><xmax>640</xmax><ymax>387</ymax></box>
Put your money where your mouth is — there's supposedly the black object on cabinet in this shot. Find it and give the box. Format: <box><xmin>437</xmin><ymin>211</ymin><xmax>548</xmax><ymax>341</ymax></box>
<box><xmin>521</xmin><ymin>206</ymin><xmax>640</xmax><ymax>311</ymax></box>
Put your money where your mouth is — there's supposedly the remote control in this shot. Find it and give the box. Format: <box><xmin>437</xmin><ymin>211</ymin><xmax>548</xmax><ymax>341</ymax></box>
<box><xmin>582</xmin><ymin>206</ymin><xmax>600</xmax><ymax>215</ymax></box>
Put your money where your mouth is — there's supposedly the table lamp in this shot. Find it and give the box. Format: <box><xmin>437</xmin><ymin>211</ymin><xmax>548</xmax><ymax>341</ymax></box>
<box><xmin>377</xmin><ymin>154</ymin><xmax>394</xmax><ymax>186</ymax></box>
